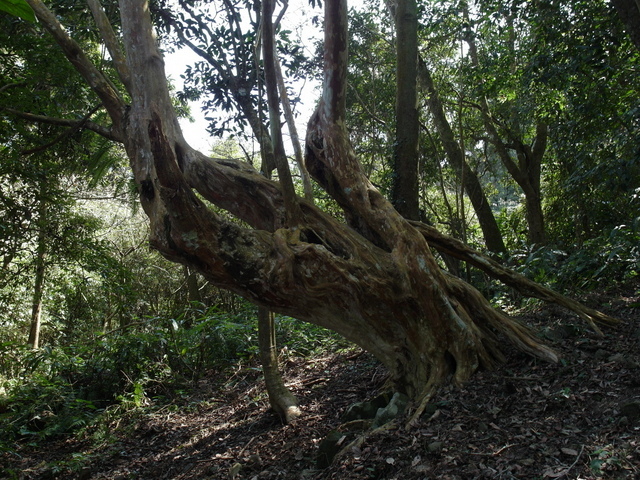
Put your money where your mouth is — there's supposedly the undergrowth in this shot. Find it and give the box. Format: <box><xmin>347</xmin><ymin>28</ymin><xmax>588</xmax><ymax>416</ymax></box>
<box><xmin>0</xmin><ymin>305</ymin><xmax>348</xmax><ymax>457</ymax></box>
<box><xmin>488</xmin><ymin>222</ymin><xmax>640</xmax><ymax>311</ymax></box>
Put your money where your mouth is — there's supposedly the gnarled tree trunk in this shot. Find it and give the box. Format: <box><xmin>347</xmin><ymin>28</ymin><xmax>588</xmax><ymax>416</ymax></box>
<box><xmin>23</xmin><ymin>0</ymin><xmax>615</xmax><ymax>413</ymax></box>
<box><xmin>304</xmin><ymin>0</ymin><xmax>557</xmax><ymax>404</ymax></box>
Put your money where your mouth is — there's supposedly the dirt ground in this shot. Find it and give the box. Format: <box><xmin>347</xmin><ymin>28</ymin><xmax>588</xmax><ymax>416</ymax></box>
<box><xmin>2</xmin><ymin>286</ymin><xmax>639</xmax><ymax>480</ymax></box>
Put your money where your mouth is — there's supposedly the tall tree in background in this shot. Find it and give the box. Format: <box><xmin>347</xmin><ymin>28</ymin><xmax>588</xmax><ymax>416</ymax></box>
<box><xmin>347</xmin><ymin>2</ymin><xmax>507</xmax><ymax>254</ymax></box>
<box><xmin>26</xmin><ymin>181</ymin><xmax>47</xmax><ymax>348</ymax></box>
<box><xmin>460</xmin><ymin>0</ymin><xmax>548</xmax><ymax>246</ymax></box>
<box><xmin>418</xmin><ymin>59</ymin><xmax>507</xmax><ymax>253</ymax></box>
<box><xmin>3</xmin><ymin>0</ymin><xmax>618</xmax><ymax>413</ymax></box>
<box><xmin>390</xmin><ymin>0</ymin><xmax>420</xmax><ymax>220</ymax></box>
<box><xmin>0</xmin><ymin>11</ymin><xmax>119</xmax><ymax>347</ymax></box>
<box><xmin>528</xmin><ymin>0</ymin><xmax>640</xmax><ymax>244</ymax></box>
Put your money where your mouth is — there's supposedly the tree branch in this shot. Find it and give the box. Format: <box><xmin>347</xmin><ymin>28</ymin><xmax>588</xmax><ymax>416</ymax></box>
<box><xmin>271</xmin><ymin>4</ymin><xmax>314</xmax><ymax>203</ymax></box>
<box><xmin>86</xmin><ymin>0</ymin><xmax>132</xmax><ymax>92</ymax></box>
<box><xmin>411</xmin><ymin>221</ymin><xmax>618</xmax><ymax>331</ymax></box>
<box><xmin>25</xmin><ymin>0</ymin><xmax>126</xmax><ymax>133</ymax></box>
<box><xmin>2</xmin><ymin>106</ymin><xmax>122</xmax><ymax>142</ymax></box>
<box><xmin>0</xmin><ymin>82</ymin><xmax>27</xmax><ymax>94</ymax></box>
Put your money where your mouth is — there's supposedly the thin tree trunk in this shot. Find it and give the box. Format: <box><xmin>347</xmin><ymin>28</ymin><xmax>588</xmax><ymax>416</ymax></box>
<box><xmin>184</xmin><ymin>266</ymin><xmax>201</xmax><ymax>304</ymax></box>
<box><xmin>256</xmin><ymin>0</ymin><xmax>301</xmax><ymax>422</ymax></box>
<box><xmin>418</xmin><ymin>59</ymin><xmax>506</xmax><ymax>253</ymax></box>
<box><xmin>523</xmin><ymin>182</ymin><xmax>545</xmax><ymax>246</ymax></box>
<box><xmin>462</xmin><ymin>3</ymin><xmax>546</xmax><ymax>245</ymax></box>
<box><xmin>183</xmin><ymin>265</ymin><xmax>201</xmax><ymax>329</ymax></box>
<box><xmin>272</xmin><ymin>28</ymin><xmax>314</xmax><ymax>202</ymax></box>
<box><xmin>167</xmin><ymin>0</ymin><xmax>302</xmax><ymax>419</ymax></box>
<box><xmin>262</xmin><ymin>0</ymin><xmax>301</xmax><ymax>226</ymax></box>
<box><xmin>28</xmin><ymin>198</ymin><xmax>47</xmax><ymax>349</ymax></box>
<box><xmin>258</xmin><ymin>307</ymin><xmax>301</xmax><ymax>423</ymax></box>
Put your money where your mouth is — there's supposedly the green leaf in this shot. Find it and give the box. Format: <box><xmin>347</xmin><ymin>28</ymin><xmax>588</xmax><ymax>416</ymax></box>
<box><xmin>0</xmin><ymin>0</ymin><xmax>37</xmax><ymax>23</ymax></box>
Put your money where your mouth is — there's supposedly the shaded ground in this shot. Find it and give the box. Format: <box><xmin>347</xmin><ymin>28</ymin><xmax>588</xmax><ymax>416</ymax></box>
<box><xmin>2</xmin><ymin>286</ymin><xmax>639</xmax><ymax>479</ymax></box>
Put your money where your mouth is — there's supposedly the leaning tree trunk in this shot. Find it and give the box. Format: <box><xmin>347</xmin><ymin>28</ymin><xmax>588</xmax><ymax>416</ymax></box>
<box><xmin>462</xmin><ymin>6</ymin><xmax>547</xmax><ymax>246</ymax></box>
<box><xmin>418</xmin><ymin>59</ymin><xmax>507</xmax><ymax>254</ymax></box>
<box><xmin>24</xmin><ymin>0</ymin><xmax>616</xmax><ymax>413</ymax></box>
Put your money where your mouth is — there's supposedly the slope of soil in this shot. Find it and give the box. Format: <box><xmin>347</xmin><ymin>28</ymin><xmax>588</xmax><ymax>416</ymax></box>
<box><xmin>2</xmin><ymin>287</ymin><xmax>639</xmax><ymax>480</ymax></box>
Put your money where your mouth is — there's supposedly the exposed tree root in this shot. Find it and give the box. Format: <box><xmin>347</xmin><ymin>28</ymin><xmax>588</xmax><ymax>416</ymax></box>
<box><xmin>407</xmin><ymin>375</ymin><xmax>442</xmax><ymax>426</ymax></box>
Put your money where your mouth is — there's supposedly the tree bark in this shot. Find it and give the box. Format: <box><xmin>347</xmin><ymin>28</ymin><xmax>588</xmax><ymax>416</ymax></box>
<box><xmin>169</xmin><ymin>4</ymin><xmax>292</xmax><ymax>417</ymax></box>
<box><xmin>411</xmin><ymin>221</ymin><xmax>616</xmax><ymax>333</ymax></box>
<box><xmin>391</xmin><ymin>0</ymin><xmax>420</xmax><ymax>221</ymax></box>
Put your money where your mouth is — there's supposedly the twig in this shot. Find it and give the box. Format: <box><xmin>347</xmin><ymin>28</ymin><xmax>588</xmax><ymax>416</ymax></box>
<box><xmin>493</xmin><ymin>443</ymin><xmax>516</xmax><ymax>456</ymax></box>
<box><xmin>237</xmin><ymin>436</ymin><xmax>255</xmax><ymax>457</ymax></box>
<box><xmin>556</xmin><ymin>445</ymin><xmax>585</xmax><ymax>479</ymax></box>
<box><xmin>469</xmin><ymin>443</ymin><xmax>516</xmax><ymax>456</ymax></box>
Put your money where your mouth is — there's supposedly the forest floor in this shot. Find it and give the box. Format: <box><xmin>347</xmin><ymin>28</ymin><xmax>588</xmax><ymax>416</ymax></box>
<box><xmin>2</xmin><ymin>284</ymin><xmax>640</xmax><ymax>480</ymax></box>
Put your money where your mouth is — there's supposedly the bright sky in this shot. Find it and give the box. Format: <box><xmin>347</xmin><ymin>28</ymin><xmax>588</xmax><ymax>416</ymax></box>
<box><xmin>163</xmin><ymin>1</ymin><xmax>326</xmax><ymax>155</ymax></box>
<box><xmin>164</xmin><ymin>48</ymin><xmax>213</xmax><ymax>153</ymax></box>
